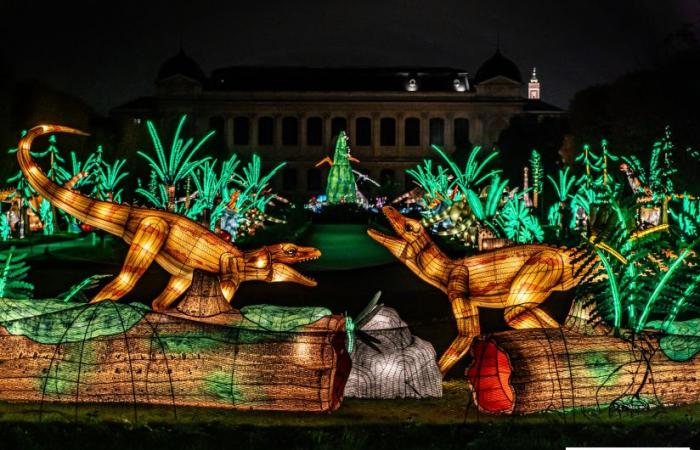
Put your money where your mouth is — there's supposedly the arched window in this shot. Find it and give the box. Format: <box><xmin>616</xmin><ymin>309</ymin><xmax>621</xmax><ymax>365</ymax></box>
<box><xmin>233</xmin><ymin>117</ymin><xmax>250</xmax><ymax>145</ymax></box>
<box><xmin>307</xmin><ymin>168</ymin><xmax>322</xmax><ymax>191</ymax></box>
<box><xmin>282</xmin><ymin>168</ymin><xmax>298</xmax><ymax>191</ymax></box>
<box><xmin>306</xmin><ymin>117</ymin><xmax>322</xmax><ymax>145</ymax></box>
<box><xmin>380</xmin><ymin>118</ymin><xmax>396</xmax><ymax>146</ymax></box>
<box><xmin>331</xmin><ymin>117</ymin><xmax>347</xmax><ymax>141</ymax></box>
<box><xmin>429</xmin><ymin>118</ymin><xmax>444</xmax><ymax>146</ymax></box>
<box><xmin>404</xmin><ymin>117</ymin><xmax>420</xmax><ymax>146</ymax></box>
<box><xmin>454</xmin><ymin>118</ymin><xmax>470</xmax><ymax>149</ymax></box>
<box><xmin>209</xmin><ymin>116</ymin><xmax>226</xmax><ymax>150</ymax></box>
<box><xmin>282</xmin><ymin>117</ymin><xmax>298</xmax><ymax>146</ymax></box>
<box><xmin>257</xmin><ymin>116</ymin><xmax>274</xmax><ymax>146</ymax></box>
<box><xmin>355</xmin><ymin>117</ymin><xmax>371</xmax><ymax>146</ymax></box>
<box><xmin>380</xmin><ymin>168</ymin><xmax>396</xmax><ymax>185</ymax></box>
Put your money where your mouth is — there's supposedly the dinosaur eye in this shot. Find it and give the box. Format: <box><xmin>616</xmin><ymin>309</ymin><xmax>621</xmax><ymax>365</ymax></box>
<box><xmin>286</xmin><ymin>248</ymin><xmax>297</xmax><ymax>255</ymax></box>
<box><xmin>404</xmin><ymin>223</ymin><xmax>414</xmax><ymax>232</ymax></box>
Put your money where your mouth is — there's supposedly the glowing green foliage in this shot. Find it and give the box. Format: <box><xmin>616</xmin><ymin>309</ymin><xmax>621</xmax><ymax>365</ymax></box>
<box><xmin>39</xmin><ymin>199</ymin><xmax>53</xmax><ymax>235</ymax></box>
<box><xmin>137</xmin><ymin>115</ymin><xmax>213</xmax><ymax>210</ymax></box>
<box><xmin>575</xmin><ymin>144</ymin><xmax>600</xmax><ymax>187</ymax></box>
<box><xmin>406</xmin><ymin>159</ymin><xmax>452</xmax><ymax>207</ymax></box>
<box><xmin>432</xmin><ymin>144</ymin><xmax>501</xmax><ymax>194</ymax></box>
<box><xmin>191</xmin><ymin>155</ymin><xmax>239</xmax><ymax>229</ymax></box>
<box><xmin>547</xmin><ymin>167</ymin><xmax>576</xmax><ymax>226</ymax></box>
<box><xmin>577</xmin><ymin>195</ymin><xmax>700</xmax><ymax>335</ymax></box>
<box><xmin>97</xmin><ymin>158</ymin><xmax>129</xmax><ymax>203</ymax></box>
<box><xmin>232</xmin><ymin>154</ymin><xmax>285</xmax><ymax>214</ymax></box>
<box><xmin>529</xmin><ymin>150</ymin><xmax>543</xmax><ymax>195</ymax></box>
<box><xmin>497</xmin><ymin>191</ymin><xmax>543</xmax><ymax>243</ymax></box>
<box><xmin>465</xmin><ymin>175</ymin><xmax>508</xmax><ymax>234</ymax></box>
<box><xmin>0</xmin><ymin>215</ymin><xmax>10</xmax><ymax>241</ymax></box>
<box><xmin>0</xmin><ymin>247</ymin><xmax>33</xmax><ymax>299</ymax></box>
<box><xmin>326</xmin><ymin>132</ymin><xmax>357</xmax><ymax>204</ymax></box>
<box><xmin>621</xmin><ymin>126</ymin><xmax>678</xmax><ymax>202</ymax></box>
<box><xmin>58</xmin><ymin>274</ymin><xmax>112</xmax><ymax>303</ymax></box>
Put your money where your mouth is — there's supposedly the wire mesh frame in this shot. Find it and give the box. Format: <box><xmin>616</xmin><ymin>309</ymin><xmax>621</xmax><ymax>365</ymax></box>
<box><xmin>0</xmin><ymin>298</ymin><xmax>350</xmax><ymax>422</ymax></box>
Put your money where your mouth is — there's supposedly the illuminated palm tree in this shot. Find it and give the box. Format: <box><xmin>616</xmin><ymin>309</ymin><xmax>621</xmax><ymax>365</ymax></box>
<box><xmin>137</xmin><ymin>115</ymin><xmax>213</xmax><ymax>211</ymax></box>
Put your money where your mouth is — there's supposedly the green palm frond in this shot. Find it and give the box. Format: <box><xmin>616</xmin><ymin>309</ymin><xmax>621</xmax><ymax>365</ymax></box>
<box><xmin>0</xmin><ymin>247</ymin><xmax>34</xmax><ymax>299</ymax></box>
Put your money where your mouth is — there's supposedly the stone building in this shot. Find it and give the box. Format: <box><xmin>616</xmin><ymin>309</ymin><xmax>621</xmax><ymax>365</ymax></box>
<box><xmin>112</xmin><ymin>49</ymin><xmax>563</xmax><ymax>197</ymax></box>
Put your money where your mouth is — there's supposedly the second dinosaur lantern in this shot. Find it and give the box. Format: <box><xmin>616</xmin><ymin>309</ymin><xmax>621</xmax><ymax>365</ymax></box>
<box><xmin>16</xmin><ymin>125</ymin><xmax>320</xmax><ymax>310</ymax></box>
<box><xmin>368</xmin><ymin>206</ymin><xmax>585</xmax><ymax>374</ymax></box>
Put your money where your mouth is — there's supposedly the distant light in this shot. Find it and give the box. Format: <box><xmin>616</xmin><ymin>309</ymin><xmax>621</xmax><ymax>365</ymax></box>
<box><xmin>133</xmin><ymin>118</ymin><xmax>142</xmax><ymax>125</ymax></box>
<box><xmin>407</xmin><ymin>78</ymin><xmax>417</xmax><ymax>92</ymax></box>
<box><xmin>453</xmin><ymin>79</ymin><xmax>466</xmax><ymax>92</ymax></box>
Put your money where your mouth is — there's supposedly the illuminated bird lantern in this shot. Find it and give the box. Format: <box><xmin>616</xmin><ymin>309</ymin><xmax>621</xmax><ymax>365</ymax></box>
<box><xmin>318</xmin><ymin>132</ymin><xmax>358</xmax><ymax>204</ymax></box>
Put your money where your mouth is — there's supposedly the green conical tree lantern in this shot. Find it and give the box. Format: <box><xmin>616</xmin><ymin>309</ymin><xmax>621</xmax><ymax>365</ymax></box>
<box><xmin>326</xmin><ymin>132</ymin><xmax>357</xmax><ymax>204</ymax></box>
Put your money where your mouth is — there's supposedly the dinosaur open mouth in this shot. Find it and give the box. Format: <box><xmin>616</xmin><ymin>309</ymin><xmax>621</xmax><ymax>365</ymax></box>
<box><xmin>272</xmin><ymin>262</ymin><xmax>318</xmax><ymax>286</ymax></box>
<box><xmin>367</xmin><ymin>206</ymin><xmax>404</xmax><ymax>246</ymax></box>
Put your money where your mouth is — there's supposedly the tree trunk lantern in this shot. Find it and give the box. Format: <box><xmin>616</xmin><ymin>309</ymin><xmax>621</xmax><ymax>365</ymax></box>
<box><xmin>467</xmin><ymin>328</ymin><xmax>700</xmax><ymax>414</ymax></box>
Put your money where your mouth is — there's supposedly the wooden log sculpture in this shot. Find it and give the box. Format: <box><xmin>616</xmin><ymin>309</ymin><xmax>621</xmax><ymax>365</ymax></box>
<box><xmin>0</xmin><ymin>293</ymin><xmax>351</xmax><ymax>412</ymax></box>
<box><xmin>466</xmin><ymin>327</ymin><xmax>700</xmax><ymax>414</ymax></box>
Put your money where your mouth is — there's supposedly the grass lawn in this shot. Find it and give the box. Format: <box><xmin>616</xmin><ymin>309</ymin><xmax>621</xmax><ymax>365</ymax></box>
<box><xmin>297</xmin><ymin>224</ymin><xmax>396</xmax><ymax>270</ymax></box>
<box><xmin>0</xmin><ymin>380</ymin><xmax>697</xmax><ymax>450</ymax></box>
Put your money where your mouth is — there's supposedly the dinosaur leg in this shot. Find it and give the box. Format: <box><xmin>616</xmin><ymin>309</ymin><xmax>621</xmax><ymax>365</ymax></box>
<box><xmin>503</xmin><ymin>250</ymin><xmax>563</xmax><ymax>329</ymax></box>
<box><xmin>438</xmin><ymin>298</ymin><xmax>480</xmax><ymax>375</ymax></box>
<box><xmin>151</xmin><ymin>272</ymin><xmax>193</xmax><ymax>311</ymax></box>
<box><xmin>90</xmin><ymin>217</ymin><xmax>169</xmax><ymax>303</ymax></box>
<box><xmin>438</xmin><ymin>265</ymin><xmax>479</xmax><ymax>375</ymax></box>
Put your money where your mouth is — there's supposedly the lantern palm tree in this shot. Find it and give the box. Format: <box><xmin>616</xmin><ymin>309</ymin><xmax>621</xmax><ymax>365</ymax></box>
<box><xmin>137</xmin><ymin>115</ymin><xmax>213</xmax><ymax>211</ymax></box>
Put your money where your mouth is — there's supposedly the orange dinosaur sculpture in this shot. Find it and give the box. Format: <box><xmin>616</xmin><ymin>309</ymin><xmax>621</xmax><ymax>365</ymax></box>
<box><xmin>17</xmin><ymin>125</ymin><xmax>320</xmax><ymax>310</ymax></box>
<box><xmin>368</xmin><ymin>206</ymin><xmax>583</xmax><ymax>375</ymax></box>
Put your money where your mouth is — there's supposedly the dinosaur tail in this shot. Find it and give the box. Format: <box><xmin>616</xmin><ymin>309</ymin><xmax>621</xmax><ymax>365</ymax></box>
<box><xmin>17</xmin><ymin>125</ymin><xmax>129</xmax><ymax>237</ymax></box>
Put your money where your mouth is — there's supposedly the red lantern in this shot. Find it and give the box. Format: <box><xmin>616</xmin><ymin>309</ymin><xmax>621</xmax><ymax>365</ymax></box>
<box><xmin>80</xmin><ymin>223</ymin><xmax>94</xmax><ymax>232</ymax></box>
<box><xmin>217</xmin><ymin>229</ymin><xmax>232</xmax><ymax>242</ymax></box>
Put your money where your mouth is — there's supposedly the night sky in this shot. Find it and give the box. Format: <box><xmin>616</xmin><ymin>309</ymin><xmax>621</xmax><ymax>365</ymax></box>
<box><xmin>2</xmin><ymin>0</ymin><xmax>698</xmax><ymax>113</ymax></box>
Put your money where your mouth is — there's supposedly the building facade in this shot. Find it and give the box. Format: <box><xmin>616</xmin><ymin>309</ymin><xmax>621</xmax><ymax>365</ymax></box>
<box><xmin>112</xmin><ymin>49</ymin><xmax>563</xmax><ymax>197</ymax></box>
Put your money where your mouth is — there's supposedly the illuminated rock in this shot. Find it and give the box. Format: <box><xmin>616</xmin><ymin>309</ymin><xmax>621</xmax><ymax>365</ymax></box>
<box><xmin>344</xmin><ymin>306</ymin><xmax>442</xmax><ymax>399</ymax></box>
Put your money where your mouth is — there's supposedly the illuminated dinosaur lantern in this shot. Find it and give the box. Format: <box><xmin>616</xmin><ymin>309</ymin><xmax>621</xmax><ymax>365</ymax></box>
<box><xmin>368</xmin><ymin>206</ymin><xmax>583</xmax><ymax>374</ymax></box>
<box><xmin>17</xmin><ymin>125</ymin><xmax>320</xmax><ymax>310</ymax></box>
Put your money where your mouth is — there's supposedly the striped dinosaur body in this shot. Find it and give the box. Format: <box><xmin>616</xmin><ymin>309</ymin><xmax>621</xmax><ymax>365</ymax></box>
<box><xmin>17</xmin><ymin>125</ymin><xmax>320</xmax><ymax>310</ymax></box>
<box><xmin>369</xmin><ymin>206</ymin><xmax>583</xmax><ymax>374</ymax></box>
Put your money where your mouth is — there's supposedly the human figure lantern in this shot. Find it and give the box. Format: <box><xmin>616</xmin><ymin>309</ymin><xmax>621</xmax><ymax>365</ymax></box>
<box><xmin>16</xmin><ymin>125</ymin><xmax>321</xmax><ymax>310</ymax></box>
<box><xmin>320</xmin><ymin>132</ymin><xmax>358</xmax><ymax>204</ymax></box>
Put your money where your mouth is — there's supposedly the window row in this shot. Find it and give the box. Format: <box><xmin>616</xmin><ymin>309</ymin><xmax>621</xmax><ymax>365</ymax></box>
<box><xmin>209</xmin><ymin>116</ymin><xmax>472</xmax><ymax>148</ymax></box>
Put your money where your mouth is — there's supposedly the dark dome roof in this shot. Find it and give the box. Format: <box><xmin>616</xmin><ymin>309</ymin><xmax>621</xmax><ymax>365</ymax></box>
<box><xmin>474</xmin><ymin>50</ymin><xmax>522</xmax><ymax>84</ymax></box>
<box><xmin>157</xmin><ymin>49</ymin><xmax>205</xmax><ymax>82</ymax></box>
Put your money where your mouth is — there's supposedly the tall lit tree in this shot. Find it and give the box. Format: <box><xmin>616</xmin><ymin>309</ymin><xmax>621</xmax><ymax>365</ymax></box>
<box><xmin>529</xmin><ymin>149</ymin><xmax>543</xmax><ymax>208</ymax></box>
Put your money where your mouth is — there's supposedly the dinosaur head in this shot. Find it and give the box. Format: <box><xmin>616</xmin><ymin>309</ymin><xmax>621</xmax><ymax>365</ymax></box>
<box><xmin>242</xmin><ymin>244</ymin><xmax>320</xmax><ymax>287</ymax></box>
<box><xmin>367</xmin><ymin>206</ymin><xmax>433</xmax><ymax>260</ymax></box>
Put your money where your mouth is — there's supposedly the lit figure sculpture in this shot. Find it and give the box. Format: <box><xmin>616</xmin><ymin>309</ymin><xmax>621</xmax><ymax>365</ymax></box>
<box><xmin>317</xmin><ymin>132</ymin><xmax>358</xmax><ymax>204</ymax></box>
<box><xmin>17</xmin><ymin>125</ymin><xmax>320</xmax><ymax>310</ymax></box>
<box><xmin>368</xmin><ymin>206</ymin><xmax>584</xmax><ymax>374</ymax></box>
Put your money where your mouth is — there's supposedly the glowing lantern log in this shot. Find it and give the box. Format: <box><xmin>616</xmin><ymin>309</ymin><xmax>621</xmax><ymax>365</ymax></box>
<box><xmin>466</xmin><ymin>328</ymin><xmax>700</xmax><ymax>414</ymax></box>
<box><xmin>0</xmin><ymin>297</ymin><xmax>351</xmax><ymax>412</ymax></box>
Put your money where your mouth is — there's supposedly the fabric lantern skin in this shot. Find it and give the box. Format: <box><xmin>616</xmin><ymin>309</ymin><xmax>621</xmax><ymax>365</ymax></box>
<box><xmin>345</xmin><ymin>306</ymin><xmax>442</xmax><ymax>399</ymax></box>
<box><xmin>16</xmin><ymin>125</ymin><xmax>321</xmax><ymax>311</ymax></box>
<box><xmin>326</xmin><ymin>132</ymin><xmax>357</xmax><ymax>204</ymax></box>
<box><xmin>0</xmin><ymin>297</ymin><xmax>351</xmax><ymax>412</ymax></box>
<box><xmin>368</xmin><ymin>206</ymin><xmax>590</xmax><ymax>375</ymax></box>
